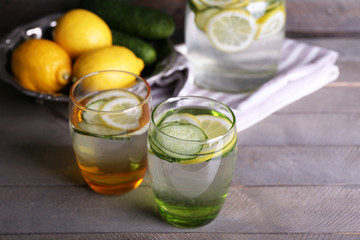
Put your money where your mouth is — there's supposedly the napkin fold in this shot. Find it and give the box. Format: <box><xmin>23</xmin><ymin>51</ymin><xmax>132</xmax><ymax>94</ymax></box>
<box><xmin>150</xmin><ymin>39</ymin><xmax>340</xmax><ymax>133</ymax></box>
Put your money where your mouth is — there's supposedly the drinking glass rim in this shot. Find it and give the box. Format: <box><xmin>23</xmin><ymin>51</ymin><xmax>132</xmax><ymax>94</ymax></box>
<box><xmin>151</xmin><ymin>96</ymin><xmax>237</xmax><ymax>144</ymax></box>
<box><xmin>69</xmin><ymin>70</ymin><xmax>151</xmax><ymax>115</ymax></box>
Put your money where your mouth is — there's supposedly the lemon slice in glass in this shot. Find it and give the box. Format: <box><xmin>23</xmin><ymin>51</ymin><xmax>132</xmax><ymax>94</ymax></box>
<box><xmin>196</xmin><ymin>115</ymin><xmax>232</xmax><ymax>138</ymax></box>
<box><xmin>181</xmin><ymin>115</ymin><xmax>236</xmax><ymax>165</ymax></box>
<box><xmin>162</xmin><ymin>113</ymin><xmax>202</xmax><ymax>128</ymax></box>
<box><xmin>82</xmin><ymin>99</ymin><xmax>106</xmax><ymax>124</ymax></box>
<box><xmin>86</xmin><ymin>89</ymin><xmax>139</xmax><ymax>105</ymax></box>
<box><xmin>256</xmin><ymin>5</ymin><xmax>286</xmax><ymax>39</ymax></box>
<box><xmin>100</xmin><ymin>97</ymin><xmax>142</xmax><ymax>130</ymax></box>
<box><xmin>181</xmin><ymin>134</ymin><xmax>236</xmax><ymax>165</ymax></box>
<box><xmin>206</xmin><ymin>9</ymin><xmax>257</xmax><ymax>52</ymax></box>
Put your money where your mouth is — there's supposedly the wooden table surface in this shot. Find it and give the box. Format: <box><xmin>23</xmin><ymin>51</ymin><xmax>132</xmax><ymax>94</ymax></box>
<box><xmin>1</xmin><ymin>0</ymin><xmax>360</xmax><ymax>239</ymax></box>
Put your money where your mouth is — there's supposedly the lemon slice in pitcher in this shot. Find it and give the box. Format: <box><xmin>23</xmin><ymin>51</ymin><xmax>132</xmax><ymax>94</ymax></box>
<box><xmin>206</xmin><ymin>9</ymin><xmax>257</xmax><ymax>52</ymax></box>
<box><xmin>200</xmin><ymin>0</ymin><xmax>243</xmax><ymax>7</ymax></box>
<box><xmin>256</xmin><ymin>5</ymin><xmax>286</xmax><ymax>39</ymax></box>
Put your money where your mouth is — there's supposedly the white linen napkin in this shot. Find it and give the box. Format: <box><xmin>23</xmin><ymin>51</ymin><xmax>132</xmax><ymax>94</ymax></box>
<box><xmin>150</xmin><ymin>38</ymin><xmax>340</xmax><ymax>133</ymax></box>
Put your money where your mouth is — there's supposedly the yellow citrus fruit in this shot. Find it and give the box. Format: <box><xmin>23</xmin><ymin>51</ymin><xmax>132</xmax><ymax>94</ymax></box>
<box><xmin>256</xmin><ymin>5</ymin><xmax>286</xmax><ymax>39</ymax></box>
<box><xmin>53</xmin><ymin>9</ymin><xmax>112</xmax><ymax>59</ymax></box>
<box><xmin>206</xmin><ymin>9</ymin><xmax>257</xmax><ymax>52</ymax></box>
<box><xmin>11</xmin><ymin>39</ymin><xmax>72</xmax><ymax>93</ymax></box>
<box><xmin>73</xmin><ymin>46</ymin><xmax>145</xmax><ymax>91</ymax></box>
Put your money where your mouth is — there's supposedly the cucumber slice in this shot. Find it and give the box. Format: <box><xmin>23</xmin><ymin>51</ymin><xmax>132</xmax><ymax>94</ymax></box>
<box><xmin>195</xmin><ymin>7</ymin><xmax>220</xmax><ymax>31</ymax></box>
<box><xmin>149</xmin><ymin>133</ymin><xmax>194</xmax><ymax>162</ymax></box>
<box><xmin>78</xmin><ymin>121</ymin><xmax>125</xmax><ymax>136</ymax></box>
<box><xmin>189</xmin><ymin>0</ymin><xmax>207</xmax><ymax>12</ymax></box>
<box><xmin>155</xmin><ymin>122</ymin><xmax>207</xmax><ymax>157</ymax></box>
<box><xmin>82</xmin><ymin>100</ymin><xmax>106</xmax><ymax>124</ymax></box>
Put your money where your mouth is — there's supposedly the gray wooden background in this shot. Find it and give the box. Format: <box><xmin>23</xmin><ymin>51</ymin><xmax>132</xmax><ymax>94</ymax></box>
<box><xmin>1</xmin><ymin>0</ymin><xmax>360</xmax><ymax>239</ymax></box>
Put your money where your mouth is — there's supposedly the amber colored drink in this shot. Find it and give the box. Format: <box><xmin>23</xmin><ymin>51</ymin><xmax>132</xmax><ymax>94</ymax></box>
<box><xmin>70</xmin><ymin>93</ymin><xmax>150</xmax><ymax>195</ymax></box>
<box><xmin>69</xmin><ymin>70</ymin><xmax>151</xmax><ymax>195</ymax></box>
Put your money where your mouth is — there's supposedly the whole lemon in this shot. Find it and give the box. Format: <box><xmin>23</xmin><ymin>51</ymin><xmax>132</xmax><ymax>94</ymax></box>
<box><xmin>11</xmin><ymin>39</ymin><xmax>72</xmax><ymax>93</ymax></box>
<box><xmin>53</xmin><ymin>9</ymin><xmax>112</xmax><ymax>59</ymax></box>
<box><xmin>73</xmin><ymin>46</ymin><xmax>144</xmax><ymax>91</ymax></box>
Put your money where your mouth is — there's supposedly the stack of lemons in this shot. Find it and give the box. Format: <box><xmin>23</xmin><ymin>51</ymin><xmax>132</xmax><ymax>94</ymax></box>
<box><xmin>11</xmin><ymin>9</ymin><xmax>144</xmax><ymax>94</ymax></box>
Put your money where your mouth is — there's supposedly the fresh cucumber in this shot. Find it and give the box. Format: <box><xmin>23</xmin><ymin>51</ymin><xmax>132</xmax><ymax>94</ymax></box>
<box><xmin>79</xmin><ymin>0</ymin><xmax>175</xmax><ymax>39</ymax></box>
<box><xmin>112</xmin><ymin>29</ymin><xmax>157</xmax><ymax>66</ymax></box>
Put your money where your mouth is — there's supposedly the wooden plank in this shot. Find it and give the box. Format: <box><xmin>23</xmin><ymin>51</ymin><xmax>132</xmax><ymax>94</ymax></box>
<box><xmin>0</xmin><ymin>115</ymin><xmax>69</xmax><ymax>146</ymax></box>
<box><xmin>300</xmin><ymin>38</ymin><xmax>360</xmax><ymax>63</ymax></box>
<box><xmin>239</xmin><ymin>113</ymin><xmax>360</xmax><ymax>146</ymax></box>
<box><xmin>2</xmin><ymin>144</ymin><xmax>360</xmax><ymax>186</ymax></box>
<box><xmin>8</xmin><ymin>102</ymin><xmax>360</xmax><ymax>148</ymax></box>
<box><xmin>280</xmin><ymin>87</ymin><xmax>360</xmax><ymax>114</ymax></box>
<box><xmin>2</xmin><ymin>110</ymin><xmax>360</xmax><ymax>185</ymax></box>
<box><xmin>286</xmin><ymin>0</ymin><xmax>360</xmax><ymax>37</ymax></box>
<box><xmin>233</xmin><ymin>146</ymin><xmax>360</xmax><ymax>186</ymax></box>
<box><xmin>0</xmin><ymin>144</ymin><xmax>83</xmax><ymax>186</ymax></box>
<box><xmin>1</xmin><ymin>233</ymin><xmax>360</xmax><ymax>240</ymax></box>
<box><xmin>2</xmin><ymin>185</ymin><xmax>360</xmax><ymax>234</ymax></box>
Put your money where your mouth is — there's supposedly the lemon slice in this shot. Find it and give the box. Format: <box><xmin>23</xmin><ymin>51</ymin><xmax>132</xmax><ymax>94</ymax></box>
<box><xmin>100</xmin><ymin>97</ymin><xmax>142</xmax><ymax>130</ymax></box>
<box><xmin>195</xmin><ymin>115</ymin><xmax>234</xmax><ymax>154</ymax></box>
<box><xmin>162</xmin><ymin>113</ymin><xmax>202</xmax><ymax>128</ymax></box>
<box><xmin>226</xmin><ymin>0</ymin><xmax>249</xmax><ymax>8</ymax></box>
<box><xmin>82</xmin><ymin>100</ymin><xmax>106</xmax><ymax>124</ymax></box>
<box><xmin>206</xmin><ymin>9</ymin><xmax>257</xmax><ymax>52</ymax></box>
<box><xmin>196</xmin><ymin>115</ymin><xmax>232</xmax><ymax>138</ymax></box>
<box><xmin>87</xmin><ymin>89</ymin><xmax>139</xmax><ymax>105</ymax></box>
<box><xmin>200</xmin><ymin>0</ymin><xmax>238</xmax><ymax>7</ymax></box>
<box><xmin>256</xmin><ymin>5</ymin><xmax>286</xmax><ymax>39</ymax></box>
<box><xmin>181</xmin><ymin>134</ymin><xmax>236</xmax><ymax>164</ymax></box>
<box><xmin>181</xmin><ymin>115</ymin><xmax>236</xmax><ymax>165</ymax></box>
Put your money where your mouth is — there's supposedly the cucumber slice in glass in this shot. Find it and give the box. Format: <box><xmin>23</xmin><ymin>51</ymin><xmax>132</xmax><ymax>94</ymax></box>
<box><xmin>78</xmin><ymin>121</ymin><xmax>125</xmax><ymax>136</ymax></box>
<box><xmin>155</xmin><ymin>122</ymin><xmax>207</xmax><ymax>157</ymax></box>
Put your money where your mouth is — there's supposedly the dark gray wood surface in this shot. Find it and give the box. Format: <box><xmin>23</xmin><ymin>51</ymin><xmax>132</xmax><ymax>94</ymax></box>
<box><xmin>1</xmin><ymin>0</ymin><xmax>360</xmax><ymax>239</ymax></box>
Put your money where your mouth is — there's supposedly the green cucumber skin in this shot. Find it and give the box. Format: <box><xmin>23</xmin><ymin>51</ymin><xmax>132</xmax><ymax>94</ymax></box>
<box><xmin>79</xmin><ymin>0</ymin><xmax>175</xmax><ymax>40</ymax></box>
<box><xmin>112</xmin><ymin>30</ymin><xmax>157</xmax><ymax>66</ymax></box>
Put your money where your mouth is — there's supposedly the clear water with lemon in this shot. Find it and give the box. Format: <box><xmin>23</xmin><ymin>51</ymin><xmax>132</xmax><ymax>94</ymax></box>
<box><xmin>185</xmin><ymin>0</ymin><xmax>286</xmax><ymax>92</ymax></box>
<box><xmin>70</xmin><ymin>89</ymin><xmax>150</xmax><ymax>195</ymax></box>
<box><xmin>148</xmin><ymin>107</ymin><xmax>237</xmax><ymax>228</ymax></box>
